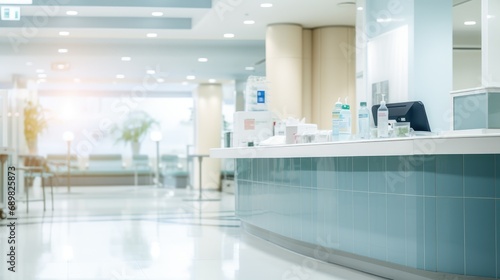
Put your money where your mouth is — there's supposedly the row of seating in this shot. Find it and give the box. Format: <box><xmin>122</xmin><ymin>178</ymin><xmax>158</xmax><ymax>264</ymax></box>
<box><xmin>30</xmin><ymin>153</ymin><xmax>188</xmax><ymax>187</ymax></box>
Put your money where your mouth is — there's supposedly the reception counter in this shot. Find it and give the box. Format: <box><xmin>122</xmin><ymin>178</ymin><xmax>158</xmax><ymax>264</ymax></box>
<box><xmin>211</xmin><ymin>132</ymin><xmax>500</xmax><ymax>280</ymax></box>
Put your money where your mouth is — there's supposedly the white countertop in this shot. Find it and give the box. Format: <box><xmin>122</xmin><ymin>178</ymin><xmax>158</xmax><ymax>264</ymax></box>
<box><xmin>210</xmin><ymin>132</ymin><xmax>500</xmax><ymax>158</ymax></box>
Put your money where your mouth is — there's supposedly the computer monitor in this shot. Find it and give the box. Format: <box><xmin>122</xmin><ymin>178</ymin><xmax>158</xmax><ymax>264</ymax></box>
<box><xmin>372</xmin><ymin>101</ymin><xmax>431</xmax><ymax>132</ymax></box>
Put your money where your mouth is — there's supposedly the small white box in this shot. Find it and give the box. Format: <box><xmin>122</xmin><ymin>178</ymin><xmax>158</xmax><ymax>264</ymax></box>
<box><xmin>286</xmin><ymin>124</ymin><xmax>318</xmax><ymax>144</ymax></box>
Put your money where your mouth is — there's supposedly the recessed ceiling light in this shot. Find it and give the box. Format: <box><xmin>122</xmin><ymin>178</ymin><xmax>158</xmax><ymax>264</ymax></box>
<box><xmin>157</xmin><ymin>78</ymin><xmax>165</xmax><ymax>83</ymax></box>
<box><xmin>121</xmin><ymin>56</ymin><xmax>131</xmax><ymax>61</ymax></box>
<box><xmin>223</xmin><ymin>33</ymin><xmax>235</xmax><ymax>38</ymax></box>
<box><xmin>57</xmin><ymin>64</ymin><xmax>65</xmax><ymax>70</ymax></box>
<box><xmin>244</xmin><ymin>20</ymin><xmax>255</xmax><ymax>25</ymax></box>
<box><xmin>198</xmin><ymin>57</ymin><xmax>208</xmax><ymax>62</ymax></box>
<box><xmin>146</xmin><ymin>70</ymin><xmax>156</xmax><ymax>75</ymax></box>
<box><xmin>337</xmin><ymin>1</ymin><xmax>356</xmax><ymax>7</ymax></box>
<box><xmin>182</xmin><ymin>82</ymin><xmax>189</xmax><ymax>86</ymax></box>
<box><xmin>38</xmin><ymin>73</ymin><xmax>47</xmax><ymax>78</ymax></box>
<box><xmin>59</xmin><ymin>31</ymin><xmax>70</xmax><ymax>36</ymax></box>
<box><xmin>147</xmin><ymin>33</ymin><xmax>158</xmax><ymax>38</ymax></box>
<box><xmin>66</xmin><ymin>10</ymin><xmax>78</xmax><ymax>16</ymax></box>
<box><xmin>37</xmin><ymin>79</ymin><xmax>46</xmax><ymax>83</ymax></box>
<box><xmin>58</xmin><ymin>48</ymin><xmax>68</xmax><ymax>53</ymax></box>
<box><xmin>464</xmin><ymin>21</ymin><xmax>476</xmax><ymax>26</ymax></box>
<box><xmin>260</xmin><ymin>3</ymin><xmax>273</xmax><ymax>8</ymax></box>
<box><xmin>487</xmin><ymin>15</ymin><xmax>495</xmax><ymax>19</ymax></box>
<box><xmin>152</xmin><ymin>11</ymin><xmax>163</xmax><ymax>17</ymax></box>
<box><xmin>357</xmin><ymin>6</ymin><xmax>364</xmax><ymax>11</ymax></box>
<box><xmin>186</xmin><ymin>75</ymin><xmax>196</xmax><ymax>80</ymax></box>
<box><xmin>376</xmin><ymin>18</ymin><xmax>392</xmax><ymax>23</ymax></box>
<box><xmin>36</xmin><ymin>69</ymin><xmax>44</xmax><ymax>73</ymax></box>
<box><xmin>209</xmin><ymin>79</ymin><xmax>216</xmax><ymax>83</ymax></box>
<box><xmin>245</xmin><ymin>66</ymin><xmax>255</xmax><ymax>71</ymax></box>
<box><xmin>26</xmin><ymin>62</ymin><xmax>33</xmax><ymax>66</ymax></box>
<box><xmin>116</xmin><ymin>74</ymin><xmax>125</xmax><ymax>79</ymax></box>
<box><xmin>74</xmin><ymin>78</ymin><xmax>81</xmax><ymax>83</ymax></box>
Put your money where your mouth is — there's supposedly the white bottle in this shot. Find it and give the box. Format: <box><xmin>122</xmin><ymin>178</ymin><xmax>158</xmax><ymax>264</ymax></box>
<box><xmin>339</xmin><ymin>104</ymin><xmax>351</xmax><ymax>141</ymax></box>
<box><xmin>331</xmin><ymin>98</ymin><xmax>342</xmax><ymax>141</ymax></box>
<box><xmin>377</xmin><ymin>96</ymin><xmax>389</xmax><ymax>138</ymax></box>
<box><xmin>358</xmin><ymin>101</ymin><xmax>370</xmax><ymax>139</ymax></box>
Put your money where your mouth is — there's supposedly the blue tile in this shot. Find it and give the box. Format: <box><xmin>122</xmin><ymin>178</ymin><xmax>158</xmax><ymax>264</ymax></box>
<box><xmin>330</xmin><ymin>157</ymin><xmax>338</xmax><ymax>189</ymax></box>
<box><xmin>424</xmin><ymin>197</ymin><xmax>437</xmax><ymax>271</ymax></box>
<box><xmin>325</xmin><ymin>189</ymin><xmax>339</xmax><ymax>249</ymax></box>
<box><xmin>338</xmin><ymin>190</ymin><xmax>353</xmax><ymax>253</ymax></box>
<box><xmin>252</xmin><ymin>159</ymin><xmax>260</xmax><ymax>181</ymax></box>
<box><xmin>283</xmin><ymin>158</ymin><xmax>292</xmax><ymax>185</ymax></box>
<box><xmin>369</xmin><ymin>157</ymin><xmax>386</xmax><ymax>193</ymax></box>
<box><xmin>353</xmin><ymin>192</ymin><xmax>370</xmax><ymax>257</ymax></box>
<box><xmin>290</xmin><ymin>187</ymin><xmax>301</xmax><ymax>241</ymax></box>
<box><xmin>436</xmin><ymin>198</ymin><xmax>464</xmax><ymax>274</ymax></box>
<box><xmin>316</xmin><ymin>189</ymin><xmax>328</xmax><ymax>241</ymax></box>
<box><xmin>262</xmin><ymin>158</ymin><xmax>270</xmax><ymax>183</ymax></box>
<box><xmin>369</xmin><ymin>193</ymin><xmax>387</xmax><ymax>261</ymax></box>
<box><xmin>406</xmin><ymin>196</ymin><xmax>424</xmax><ymax>269</ymax></box>
<box><xmin>325</xmin><ymin>157</ymin><xmax>337</xmax><ymax>189</ymax></box>
<box><xmin>338</xmin><ymin>157</ymin><xmax>353</xmax><ymax>191</ymax></box>
<box><xmin>353</xmin><ymin>157</ymin><xmax>369</xmax><ymax>192</ymax></box>
<box><xmin>386</xmin><ymin>156</ymin><xmax>405</xmax><ymax>194</ymax></box>
<box><xmin>423</xmin><ymin>156</ymin><xmax>436</xmax><ymax>196</ymax></box>
<box><xmin>496</xmin><ymin>155</ymin><xmax>500</xmax><ymax>198</ymax></box>
<box><xmin>310</xmin><ymin>158</ymin><xmax>318</xmax><ymax>189</ymax></box>
<box><xmin>316</xmin><ymin>158</ymin><xmax>329</xmax><ymax>188</ymax></box>
<box><xmin>464</xmin><ymin>155</ymin><xmax>495</xmax><ymax>198</ymax></box>
<box><xmin>275</xmin><ymin>158</ymin><xmax>285</xmax><ymax>184</ymax></box>
<box><xmin>291</xmin><ymin>158</ymin><xmax>301</xmax><ymax>186</ymax></box>
<box><xmin>301</xmin><ymin>158</ymin><xmax>312</xmax><ymax>188</ymax></box>
<box><xmin>464</xmin><ymin>199</ymin><xmax>495</xmax><ymax>278</ymax></box>
<box><xmin>301</xmin><ymin>187</ymin><xmax>314</xmax><ymax>243</ymax></box>
<box><xmin>436</xmin><ymin>155</ymin><xmax>463</xmax><ymax>197</ymax></box>
<box><xmin>387</xmin><ymin>194</ymin><xmax>406</xmax><ymax>266</ymax></box>
<box><xmin>406</xmin><ymin>156</ymin><xmax>424</xmax><ymax>195</ymax></box>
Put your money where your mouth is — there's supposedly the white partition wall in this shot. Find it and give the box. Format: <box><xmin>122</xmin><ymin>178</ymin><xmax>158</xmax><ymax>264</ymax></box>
<box><xmin>364</xmin><ymin>0</ymin><xmax>453</xmax><ymax>132</ymax></box>
<box><xmin>482</xmin><ymin>0</ymin><xmax>500</xmax><ymax>87</ymax></box>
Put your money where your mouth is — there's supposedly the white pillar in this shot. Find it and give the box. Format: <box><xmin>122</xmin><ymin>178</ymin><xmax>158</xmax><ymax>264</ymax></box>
<box><xmin>482</xmin><ymin>0</ymin><xmax>500</xmax><ymax>86</ymax></box>
<box><xmin>195</xmin><ymin>84</ymin><xmax>222</xmax><ymax>190</ymax></box>
<box><xmin>266</xmin><ymin>24</ymin><xmax>303</xmax><ymax>119</ymax></box>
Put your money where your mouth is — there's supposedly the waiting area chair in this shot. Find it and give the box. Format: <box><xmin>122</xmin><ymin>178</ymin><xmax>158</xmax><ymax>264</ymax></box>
<box><xmin>18</xmin><ymin>155</ymin><xmax>55</xmax><ymax>212</ymax></box>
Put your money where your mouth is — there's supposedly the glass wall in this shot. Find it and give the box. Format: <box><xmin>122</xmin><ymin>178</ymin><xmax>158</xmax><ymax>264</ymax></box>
<box><xmin>37</xmin><ymin>95</ymin><xmax>194</xmax><ymax>160</ymax></box>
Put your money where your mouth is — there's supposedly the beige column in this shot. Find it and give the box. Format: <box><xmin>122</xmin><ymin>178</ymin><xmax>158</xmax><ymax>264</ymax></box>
<box><xmin>266</xmin><ymin>24</ymin><xmax>303</xmax><ymax>119</ymax></box>
<box><xmin>312</xmin><ymin>27</ymin><xmax>356</xmax><ymax>130</ymax></box>
<box><xmin>195</xmin><ymin>84</ymin><xmax>222</xmax><ymax>190</ymax></box>
<box><xmin>302</xmin><ymin>29</ymin><xmax>313</xmax><ymax>123</ymax></box>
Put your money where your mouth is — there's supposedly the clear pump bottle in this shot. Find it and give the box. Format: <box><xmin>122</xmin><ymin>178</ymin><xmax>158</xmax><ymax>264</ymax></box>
<box><xmin>377</xmin><ymin>95</ymin><xmax>389</xmax><ymax>138</ymax></box>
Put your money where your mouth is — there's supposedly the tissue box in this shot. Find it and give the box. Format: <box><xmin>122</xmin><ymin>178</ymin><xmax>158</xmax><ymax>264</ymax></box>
<box><xmin>286</xmin><ymin>124</ymin><xmax>318</xmax><ymax>144</ymax></box>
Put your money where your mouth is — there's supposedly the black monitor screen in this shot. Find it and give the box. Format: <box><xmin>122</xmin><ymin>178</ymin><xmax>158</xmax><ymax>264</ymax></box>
<box><xmin>371</xmin><ymin>101</ymin><xmax>431</xmax><ymax>132</ymax></box>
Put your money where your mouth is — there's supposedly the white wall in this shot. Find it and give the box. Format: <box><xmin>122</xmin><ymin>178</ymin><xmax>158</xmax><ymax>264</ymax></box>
<box><xmin>453</xmin><ymin>50</ymin><xmax>482</xmax><ymax>90</ymax></box>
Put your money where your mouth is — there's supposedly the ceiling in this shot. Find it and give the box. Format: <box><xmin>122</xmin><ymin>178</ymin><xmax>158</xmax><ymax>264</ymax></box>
<box><xmin>0</xmin><ymin>0</ymin><xmax>482</xmax><ymax>95</ymax></box>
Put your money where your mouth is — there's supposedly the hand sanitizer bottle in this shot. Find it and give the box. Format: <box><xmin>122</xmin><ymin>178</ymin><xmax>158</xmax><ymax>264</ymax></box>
<box><xmin>377</xmin><ymin>95</ymin><xmax>389</xmax><ymax>138</ymax></box>
<box><xmin>331</xmin><ymin>98</ymin><xmax>342</xmax><ymax>141</ymax></box>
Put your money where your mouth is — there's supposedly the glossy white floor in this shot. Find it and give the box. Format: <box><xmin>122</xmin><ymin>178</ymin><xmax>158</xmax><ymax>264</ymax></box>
<box><xmin>0</xmin><ymin>184</ymin><xmax>384</xmax><ymax>280</ymax></box>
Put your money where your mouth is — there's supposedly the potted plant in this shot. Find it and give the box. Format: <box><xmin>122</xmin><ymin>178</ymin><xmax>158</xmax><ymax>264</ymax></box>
<box><xmin>113</xmin><ymin>111</ymin><xmax>158</xmax><ymax>154</ymax></box>
<box><xmin>24</xmin><ymin>101</ymin><xmax>48</xmax><ymax>154</ymax></box>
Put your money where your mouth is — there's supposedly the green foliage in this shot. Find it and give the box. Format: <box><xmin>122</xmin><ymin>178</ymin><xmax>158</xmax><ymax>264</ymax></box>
<box><xmin>24</xmin><ymin>101</ymin><xmax>47</xmax><ymax>144</ymax></box>
<box><xmin>113</xmin><ymin>111</ymin><xmax>158</xmax><ymax>145</ymax></box>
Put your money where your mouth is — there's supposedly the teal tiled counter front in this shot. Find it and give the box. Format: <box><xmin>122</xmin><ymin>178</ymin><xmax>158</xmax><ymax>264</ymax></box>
<box><xmin>236</xmin><ymin>155</ymin><xmax>500</xmax><ymax>279</ymax></box>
